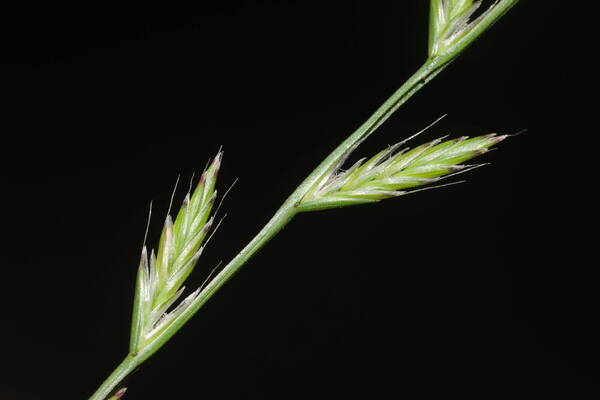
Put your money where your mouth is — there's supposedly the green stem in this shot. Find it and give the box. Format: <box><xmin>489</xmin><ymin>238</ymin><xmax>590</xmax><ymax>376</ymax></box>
<box><xmin>89</xmin><ymin>355</ymin><xmax>137</xmax><ymax>400</ymax></box>
<box><xmin>88</xmin><ymin>56</ymin><xmax>442</xmax><ymax>400</ymax></box>
<box><xmin>134</xmin><ymin>56</ymin><xmax>448</xmax><ymax>361</ymax></box>
<box><xmin>89</xmin><ymin>2</ymin><xmax>519</xmax><ymax>397</ymax></box>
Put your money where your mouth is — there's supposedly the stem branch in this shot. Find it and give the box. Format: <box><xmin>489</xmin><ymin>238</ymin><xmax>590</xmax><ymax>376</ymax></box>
<box><xmin>88</xmin><ymin>2</ymin><xmax>519</xmax><ymax>397</ymax></box>
<box><xmin>87</xmin><ymin>58</ymin><xmax>439</xmax><ymax>399</ymax></box>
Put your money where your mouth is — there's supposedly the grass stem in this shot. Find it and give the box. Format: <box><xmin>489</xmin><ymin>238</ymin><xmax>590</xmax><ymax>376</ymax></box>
<box><xmin>88</xmin><ymin>2</ymin><xmax>519</xmax><ymax>397</ymax></box>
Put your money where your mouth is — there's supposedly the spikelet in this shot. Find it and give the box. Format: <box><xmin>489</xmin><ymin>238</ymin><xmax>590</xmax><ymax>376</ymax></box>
<box><xmin>129</xmin><ymin>152</ymin><xmax>222</xmax><ymax>353</ymax></box>
<box><xmin>429</xmin><ymin>0</ymin><xmax>500</xmax><ymax>57</ymax></box>
<box><xmin>298</xmin><ymin>133</ymin><xmax>507</xmax><ymax>212</ymax></box>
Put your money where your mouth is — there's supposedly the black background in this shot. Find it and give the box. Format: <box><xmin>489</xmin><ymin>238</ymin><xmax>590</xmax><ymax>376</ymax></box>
<box><xmin>0</xmin><ymin>1</ymin><xmax>595</xmax><ymax>399</ymax></box>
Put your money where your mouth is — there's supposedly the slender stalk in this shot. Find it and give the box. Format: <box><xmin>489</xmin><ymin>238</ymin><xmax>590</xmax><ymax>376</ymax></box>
<box><xmin>134</xmin><ymin>57</ymin><xmax>447</xmax><ymax>361</ymax></box>
<box><xmin>89</xmin><ymin>355</ymin><xmax>137</xmax><ymax>400</ymax></box>
<box><xmin>89</xmin><ymin>1</ymin><xmax>519</xmax><ymax>397</ymax></box>
<box><xmin>88</xmin><ymin>58</ymin><xmax>440</xmax><ymax>400</ymax></box>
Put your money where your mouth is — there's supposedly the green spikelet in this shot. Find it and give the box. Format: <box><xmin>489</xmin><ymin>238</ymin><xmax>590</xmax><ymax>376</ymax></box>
<box><xmin>298</xmin><ymin>133</ymin><xmax>507</xmax><ymax>212</ymax></box>
<box><xmin>429</xmin><ymin>0</ymin><xmax>503</xmax><ymax>58</ymax></box>
<box><xmin>129</xmin><ymin>152</ymin><xmax>222</xmax><ymax>353</ymax></box>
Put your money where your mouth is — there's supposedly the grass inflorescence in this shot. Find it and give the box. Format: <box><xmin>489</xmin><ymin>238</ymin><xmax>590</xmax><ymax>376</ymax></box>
<box><xmin>88</xmin><ymin>1</ymin><xmax>520</xmax><ymax>398</ymax></box>
<box><xmin>298</xmin><ymin>132</ymin><xmax>508</xmax><ymax>211</ymax></box>
<box><xmin>129</xmin><ymin>152</ymin><xmax>222</xmax><ymax>353</ymax></box>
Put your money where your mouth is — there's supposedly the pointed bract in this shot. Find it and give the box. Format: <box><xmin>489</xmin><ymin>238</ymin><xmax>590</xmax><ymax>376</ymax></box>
<box><xmin>107</xmin><ymin>388</ymin><xmax>128</xmax><ymax>400</ymax></box>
